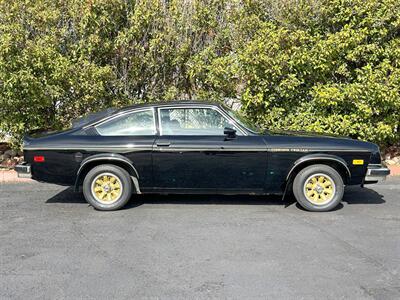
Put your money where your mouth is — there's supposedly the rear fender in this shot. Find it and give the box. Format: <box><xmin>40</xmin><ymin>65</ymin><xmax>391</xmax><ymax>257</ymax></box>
<box><xmin>74</xmin><ymin>153</ymin><xmax>140</xmax><ymax>193</ymax></box>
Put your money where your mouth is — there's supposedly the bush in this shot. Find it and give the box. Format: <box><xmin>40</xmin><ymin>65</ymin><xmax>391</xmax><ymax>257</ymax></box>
<box><xmin>236</xmin><ymin>0</ymin><xmax>400</xmax><ymax>145</ymax></box>
<box><xmin>0</xmin><ymin>0</ymin><xmax>399</xmax><ymax>147</ymax></box>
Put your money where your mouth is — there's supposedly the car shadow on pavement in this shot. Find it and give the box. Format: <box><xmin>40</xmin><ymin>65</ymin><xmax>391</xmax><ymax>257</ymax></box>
<box><xmin>46</xmin><ymin>186</ymin><xmax>295</xmax><ymax>208</ymax></box>
<box><xmin>126</xmin><ymin>194</ymin><xmax>291</xmax><ymax>209</ymax></box>
<box><xmin>46</xmin><ymin>186</ymin><xmax>385</xmax><ymax>210</ymax></box>
<box><xmin>295</xmin><ymin>186</ymin><xmax>385</xmax><ymax>211</ymax></box>
<box><xmin>343</xmin><ymin>186</ymin><xmax>385</xmax><ymax>205</ymax></box>
<box><xmin>46</xmin><ymin>187</ymin><xmax>87</xmax><ymax>204</ymax></box>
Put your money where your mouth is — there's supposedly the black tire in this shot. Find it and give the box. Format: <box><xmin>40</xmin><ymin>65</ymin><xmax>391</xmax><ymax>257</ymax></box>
<box><xmin>83</xmin><ymin>164</ymin><xmax>132</xmax><ymax>211</ymax></box>
<box><xmin>293</xmin><ymin>164</ymin><xmax>344</xmax><ymax>212</ymax></box>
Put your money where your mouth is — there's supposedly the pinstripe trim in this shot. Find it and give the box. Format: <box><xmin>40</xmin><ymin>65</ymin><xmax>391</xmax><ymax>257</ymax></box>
<box><xmin>24</xmin><ymin>146</ymin><xmax>371</xmax><ymax>153</ymax></box>
<box><xmin>24</xmin><ymin>145</ymin><xmax>152</xmax><ymax>152</ymax></box>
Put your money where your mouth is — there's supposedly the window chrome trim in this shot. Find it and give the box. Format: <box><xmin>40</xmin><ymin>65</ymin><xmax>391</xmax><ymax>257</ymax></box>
<box><xmin>157</xmin><ymin>105</ymin><xmax>248</xmax><ymax>136</ymax></box>
<box><xmin>93</xmin><ymin>108</ymin><xmax>157</xmax><ymax>136</ymax></box>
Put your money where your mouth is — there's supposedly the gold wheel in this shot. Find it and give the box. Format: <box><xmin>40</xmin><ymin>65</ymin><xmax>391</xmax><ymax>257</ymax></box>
<box><xmin>303</xmin><ymin>173</ymin><xmax>336</xmax><ymax>206</ymax></box>
<box><xmin>91</xmin><ymin>172</ymin><xmax>123</xmax><ymax>204</ymax></box>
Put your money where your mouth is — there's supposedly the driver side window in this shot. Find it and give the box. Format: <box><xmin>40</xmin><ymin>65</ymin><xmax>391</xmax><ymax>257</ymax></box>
<box><xmin>159</xmin><ymin>107</ymin><xmax>242</xmax><ymax>136</ymax></box>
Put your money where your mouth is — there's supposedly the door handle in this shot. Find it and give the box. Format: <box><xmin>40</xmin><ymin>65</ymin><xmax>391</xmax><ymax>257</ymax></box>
<box><xmin>156</xmin><ymin>142</ymin><xmax>171</xmax><ymax>147</ymax></box>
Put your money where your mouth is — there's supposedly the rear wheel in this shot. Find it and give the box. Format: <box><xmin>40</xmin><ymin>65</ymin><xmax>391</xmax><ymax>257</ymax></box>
<box><xmin>293</xmin><ymin>164</ymin><xmax>344</xmax><ymax>212</ymax></box>
<box><xmin>83</xmin><ymin>164</ymin><xmax>132</xmax><ymax>211</ymax></box>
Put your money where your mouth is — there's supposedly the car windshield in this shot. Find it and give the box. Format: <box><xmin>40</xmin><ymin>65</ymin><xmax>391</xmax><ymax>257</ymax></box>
<box><xmin>223</xmin><ymin>106</ymin><xmax>261</xmax><ymax>133</ymax></box>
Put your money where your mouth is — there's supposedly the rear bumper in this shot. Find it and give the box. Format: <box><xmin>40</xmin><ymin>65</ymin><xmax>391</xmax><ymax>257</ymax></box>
<box><xmin>364</xmin><ymin>164</ymin><xmax>390</xmax><ymax>182</ymax></box>
<box><xmin>15</xmin><ymin>163</ymin><xmax>32</xmax><ymax>178</ymax></box>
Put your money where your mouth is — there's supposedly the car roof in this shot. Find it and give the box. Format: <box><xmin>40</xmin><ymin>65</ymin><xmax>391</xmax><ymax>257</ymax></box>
<box><xmin>79</xmin><ymin>101</ymin><xmax>226</xmax><ymax>129</ymax></box>
<box><xmin>117</xmin><ymin>100</ymin><xmax>222</xmax><ymax>112</ymax></box>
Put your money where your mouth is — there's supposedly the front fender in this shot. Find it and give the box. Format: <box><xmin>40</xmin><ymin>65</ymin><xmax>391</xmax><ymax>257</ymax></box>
<box><xmin>286</xmin><ymin>154</ymin><xmax>351</xmax><ymax>181</ymax></box>
<box><xmin>282</xmin><ymin>153</ymin><xmax>351</xmax><ymax>200</ymax></box>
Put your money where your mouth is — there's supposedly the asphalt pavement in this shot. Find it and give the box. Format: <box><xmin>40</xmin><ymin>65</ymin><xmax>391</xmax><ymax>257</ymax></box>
<box><xmin>1</xmin><ymin>178</ymin><xmax>400</xmax><ymax>299</ymax></box>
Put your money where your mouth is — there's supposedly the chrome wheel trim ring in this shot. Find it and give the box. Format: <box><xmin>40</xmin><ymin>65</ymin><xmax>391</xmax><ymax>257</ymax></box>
<box><xmin>303</xmin><ymin>173</ymin><xmax>336</xmax><ymax>206</ymax></box>
<box><xmin>90</xmin><ymin>172</ymin><xmax>124</xmax><ymax>205</ymax></box>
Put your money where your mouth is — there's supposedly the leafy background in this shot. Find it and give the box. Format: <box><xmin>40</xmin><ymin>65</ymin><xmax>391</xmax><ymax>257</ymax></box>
<box><xmin>1</xmin><ymin>0</ymin><xmax>399</xmax><ymax>147</ymax></box>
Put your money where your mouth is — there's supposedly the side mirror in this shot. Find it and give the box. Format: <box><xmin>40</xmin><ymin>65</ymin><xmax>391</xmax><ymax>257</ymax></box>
<box><xmin>224</xmin><ymin>127</ymin><xmax>236</xmax><ymax>139</ymax></box>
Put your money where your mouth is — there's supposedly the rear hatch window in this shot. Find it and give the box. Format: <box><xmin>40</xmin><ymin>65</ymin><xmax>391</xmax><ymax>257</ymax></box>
<box><xmin>72</xmin><ymin>108</ymin><xmax>117</xmax><ymax>128</ymax></box>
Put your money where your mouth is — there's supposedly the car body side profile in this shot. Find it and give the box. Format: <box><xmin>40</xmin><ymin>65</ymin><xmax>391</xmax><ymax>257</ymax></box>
<box><xmin>16</xmin><ymin>101</ymin><xmax>390</xmax><ymax>211</ymax></box>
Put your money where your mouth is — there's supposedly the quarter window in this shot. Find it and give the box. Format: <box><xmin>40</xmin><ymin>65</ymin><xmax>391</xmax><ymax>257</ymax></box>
<box><xmin>96</xmin><ymin>109</ymin><xmax>155</xmax><ymax>136</ymax></box>
<box><xmin>159</xmin><ymin>107</ymin><xmax>241</xmax><ymax>136</ymax></box>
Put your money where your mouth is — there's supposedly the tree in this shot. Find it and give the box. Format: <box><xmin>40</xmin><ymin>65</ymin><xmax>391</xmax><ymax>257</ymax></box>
<box><xmin>0</xmin><ymin>0</ymin><xmax>399</xmax><ymax>147</ymax></box>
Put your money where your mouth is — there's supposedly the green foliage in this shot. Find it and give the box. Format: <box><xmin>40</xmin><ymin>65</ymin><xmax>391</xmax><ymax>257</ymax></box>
<box><xmin>0</xmin><ymin>0</ymin><xmax>399</xmax><ymax>147</ymax></box>
<box><xmin>238</xmin><ymin>0</ymin><xmax>400</xmax><ymax>145</ymax></box>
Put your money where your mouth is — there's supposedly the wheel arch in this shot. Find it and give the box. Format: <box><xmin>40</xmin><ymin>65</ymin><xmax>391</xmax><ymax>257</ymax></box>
<box><xmin>282</xmin><ymin>154</ymin><xmax>351</xmax><ymax>199</ymax></box>
<box><xmin>74</xmin><ymin>153</ymin><xmax>140</xmax><ymax>193</ymax></box>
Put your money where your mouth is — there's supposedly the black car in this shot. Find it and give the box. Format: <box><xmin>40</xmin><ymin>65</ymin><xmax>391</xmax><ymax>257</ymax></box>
<box><xmin>16</xmin><ymin>101</ymin><xmax>389</xmax><ymax>211</ymax></box>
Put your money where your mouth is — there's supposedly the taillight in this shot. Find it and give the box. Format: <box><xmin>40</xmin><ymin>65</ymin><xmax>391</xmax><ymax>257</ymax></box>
<box><xmin>34</xmin><ymin>156</ymin><xmax>45</xmax><ymax>162</ymax></box>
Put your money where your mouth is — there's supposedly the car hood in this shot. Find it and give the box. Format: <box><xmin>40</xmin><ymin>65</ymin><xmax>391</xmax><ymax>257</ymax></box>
<box><xmin>263</xmin><ymin>128</ymin><xmax>380</xmax><ymax>160</ymax></box>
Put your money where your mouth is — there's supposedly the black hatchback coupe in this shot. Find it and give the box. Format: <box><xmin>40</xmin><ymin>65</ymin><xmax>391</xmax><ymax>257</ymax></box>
<box><xmin>16</xmin><ymin>101</ymin><xmax>389</xmax><ymax>211</ymax></box>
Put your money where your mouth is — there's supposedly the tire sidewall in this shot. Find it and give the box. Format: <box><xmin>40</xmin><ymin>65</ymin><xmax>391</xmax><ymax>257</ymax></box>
<box><xmin>83</xmin><ymin>164</ymin><xmax>132</xmax><ymax>211</ymax></box>
<box><xmin>293</xmin><ymin>164</ymin><xmax>344</xmax><ymax>212</ymax></box>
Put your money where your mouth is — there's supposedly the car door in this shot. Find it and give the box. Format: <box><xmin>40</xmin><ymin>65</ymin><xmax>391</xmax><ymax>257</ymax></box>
<box><xmin>152</xmin><ymin>106</ymin><xmax>267</xmax><ymax>192</ymax></box>
<box><xmin>93</xmin><ymin>108</ymin><xmax>157</xmax><ymax>188</ymax></box>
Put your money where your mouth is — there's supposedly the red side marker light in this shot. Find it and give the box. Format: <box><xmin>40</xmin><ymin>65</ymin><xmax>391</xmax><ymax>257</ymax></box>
<box><xmin>34</xmin><ymin>156</ymin><xmax>45</xmax><ymax>162</ymax></box>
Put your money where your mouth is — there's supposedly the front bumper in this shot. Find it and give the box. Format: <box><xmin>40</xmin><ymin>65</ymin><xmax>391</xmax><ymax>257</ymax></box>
<box><xmin>15</xmin><ymin>162</ymin><xmax>32</xmax><ymax>178</ymax></box>
<box><xmin>364</xmin><ymin>164</ymin><xmax>390</xmax><ymax>182</ymax></box>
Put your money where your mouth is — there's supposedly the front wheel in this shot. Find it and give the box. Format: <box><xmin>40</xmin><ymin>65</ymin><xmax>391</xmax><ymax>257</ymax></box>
<box><xmin>293</xmin><ymin>164</ymin><xmax>344</xmax><ymax>212</ymax></box>
<box><xmin>83</xmin><ymin>164</ymin><xmax>132</xmax><ymax>211</ymax></box>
